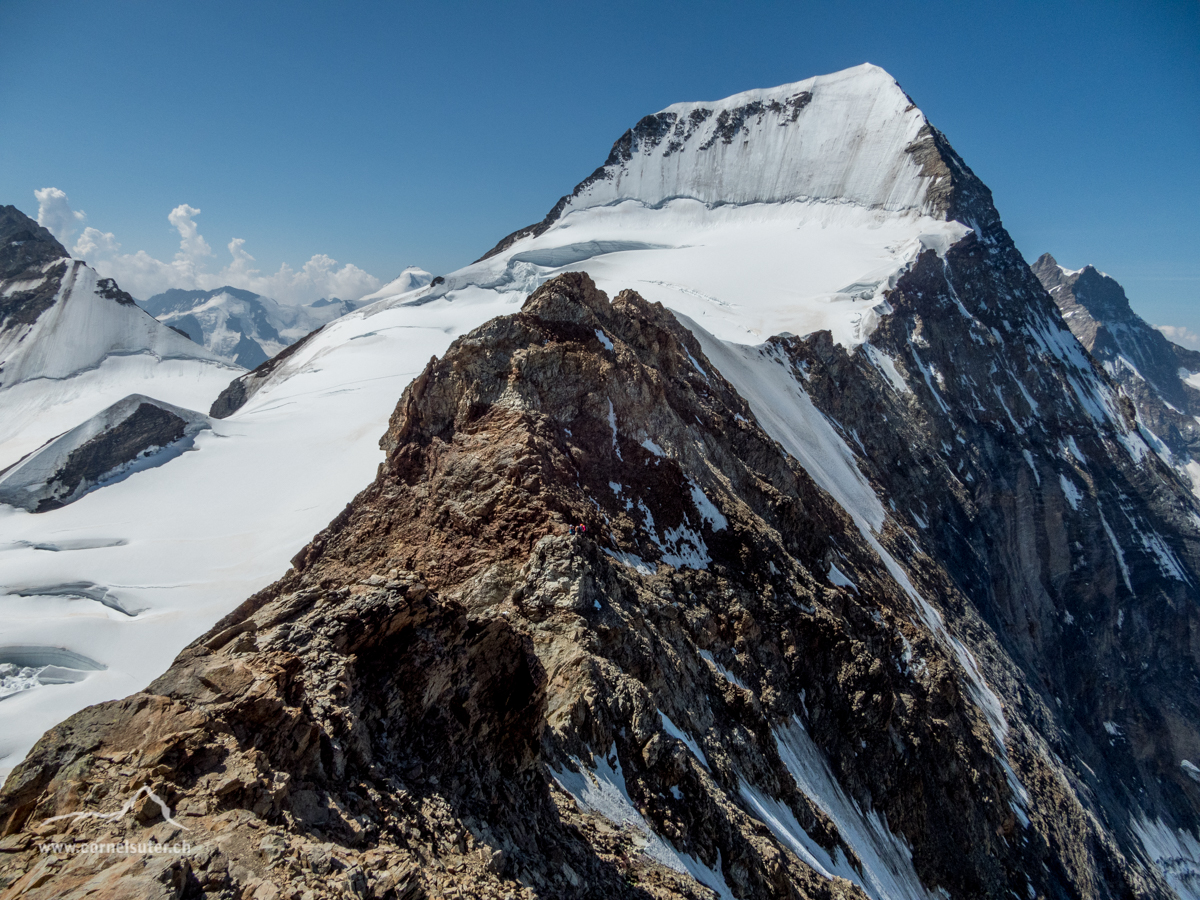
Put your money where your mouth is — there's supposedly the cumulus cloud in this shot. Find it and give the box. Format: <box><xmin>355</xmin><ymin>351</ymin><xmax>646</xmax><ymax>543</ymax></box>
<box><xmin>35</xmin><ymin>187</ymin><xmax>87</xmax><ymax>245</ymax></box>
<box><xmin>33</xmin><ymin>188</ymin><xmax>383</xmax><ymax>305</ymax></box>
<box><xmin>218</xmin><ymin>240</ymin><xmax>382</xmax><ymax>305</ymax></box>
<box><xmin>1154</xmin><ymin>324</ymin><xmax>1200</xmax><ymax>351</ymax></box>
<box><xmin>168</xmin><ymin>204</ymin><xmax>212</xmax><ymax>264</ymax></box>
<box><xmin>73</xmin><ymin>227</ymin><xmax>121</xmax><ymax>258</ymax></box>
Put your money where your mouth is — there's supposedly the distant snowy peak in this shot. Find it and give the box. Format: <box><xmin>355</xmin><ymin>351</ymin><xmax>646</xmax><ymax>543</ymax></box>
<box><xmin>482</xmin><ymin>63</ymin><xmax>999</xmax><ymax>260</ymax></box>
<box><xmin>140</xmin><ymin>285</ymin><xmax>357</xmax><ymax>368</ymax></box>
<box><xmin>355</xmin><ymin>266</ymin><xmax>433</xmax><ymax>304</ymax></box>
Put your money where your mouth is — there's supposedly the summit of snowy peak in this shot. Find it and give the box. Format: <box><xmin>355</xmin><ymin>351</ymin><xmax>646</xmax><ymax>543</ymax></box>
<box><xmin>655</xmin><ymin>61</ymin><xmax>901</xmax><ymax>117</ymax></box>
<box><xmin>480</xmin><ymin>64</ymin><xmax>1000</xmax><ymax>263</ymax></box>
<box><xmin>354</xmin><ymin>266</ymin><xmax>433</xmax><ymax>304</ymax></box>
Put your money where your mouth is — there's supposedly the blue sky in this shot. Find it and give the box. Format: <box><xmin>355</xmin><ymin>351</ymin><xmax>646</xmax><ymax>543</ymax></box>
<box><xmin>1</xmin><ymin>1</ymin><xmax>1196</xmax><ymax>335</ymax></box>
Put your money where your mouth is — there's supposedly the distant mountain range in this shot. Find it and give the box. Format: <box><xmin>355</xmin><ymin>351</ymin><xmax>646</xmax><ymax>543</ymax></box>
<box><xmin>139</xmin><ymin>266</ymin><xmax>432</xmax><ymax>367</ymax></box>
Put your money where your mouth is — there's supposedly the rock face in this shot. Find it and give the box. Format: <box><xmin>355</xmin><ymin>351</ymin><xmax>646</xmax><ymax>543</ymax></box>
<box><xmin>1033</xmin><ymin>253</ymin><xmax>1200</xmax><ymax>490</ymax></box>
<box><xmin>775</xmin><ymin>232</ymin><xmax>1200</xmax><ymax>896</ymax></box>
<box><xmin>0</xmin><ymin>393</ymin><xmax>210</xmax><ymax>512</ymax></box>
<box><xmin>0</xmin><ymin>205</ymin><xmax>70</xmax><ymax>335</ymax></box>
<box><xmin>3</xmin><ymin>273</ymin><xmax>1198</xmax><ymax>899</ymax></box>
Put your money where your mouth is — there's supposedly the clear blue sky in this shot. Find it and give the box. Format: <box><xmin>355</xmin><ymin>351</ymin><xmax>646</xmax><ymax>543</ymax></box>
<box><xmin>1</xmin><ymin>1</ymin><xmax>1197</xmax><ymax>333</ymax></box>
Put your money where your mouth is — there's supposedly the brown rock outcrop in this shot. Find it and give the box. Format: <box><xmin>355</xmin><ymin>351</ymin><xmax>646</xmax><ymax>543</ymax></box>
<box><xmin>0</xmin><ymin>273</ymin><xmax>1189</xmax><ymax>899</ymax></box>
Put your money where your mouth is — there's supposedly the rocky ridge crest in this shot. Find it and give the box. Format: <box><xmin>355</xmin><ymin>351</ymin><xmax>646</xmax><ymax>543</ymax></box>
<box><xmin>1033</xmin><ymin>253</ymin><xmax>1200</xmax><ymax>476</ymax></box>
<box><xmin>2</xmin><ymin>273</ymin><xmax>1192</xmax><ymax>899</ymax></box>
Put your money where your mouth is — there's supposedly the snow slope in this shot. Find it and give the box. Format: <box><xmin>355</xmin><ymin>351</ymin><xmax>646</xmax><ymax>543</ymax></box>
<box><xmin>0</xmin><ymin>259</ymin><xmax>239</xmax><ymax>471</ymax></box>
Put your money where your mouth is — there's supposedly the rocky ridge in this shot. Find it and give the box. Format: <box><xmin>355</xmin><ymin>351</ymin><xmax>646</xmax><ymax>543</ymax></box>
<box><xmin>0</xmin><ymin>393</ymin><xmax>211</xmax><ymax>512</ymax></box>
<box><xmin>0</xmin><ymin>205</ymin><xmax>71</xmax><ymax>339</ymax></box>
<box><xmin>773</xmin><ymin>205</ymin><xmax>1200</xmax><ymax>896</ymax></box>
<box><xmin>1</xmin><ymin>273</ymin><xmax>1194</xmax><ymax>900</ymax></box>
<box><xmin>1033</xmin><ymin>253</ymin><xmax>1200</xmax><ymax>491</ymax></box>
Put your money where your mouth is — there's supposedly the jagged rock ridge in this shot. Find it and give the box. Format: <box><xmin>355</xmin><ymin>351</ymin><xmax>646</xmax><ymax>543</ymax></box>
<box><xmin>2</xmin><ymin>274</ymin><xmax>1195</xmax><ymax>900</ymax></box>
<box><xmin>1033</xmin><ymin>253</ymin><xmax>1200</xmax><ymax>493</ymax></box>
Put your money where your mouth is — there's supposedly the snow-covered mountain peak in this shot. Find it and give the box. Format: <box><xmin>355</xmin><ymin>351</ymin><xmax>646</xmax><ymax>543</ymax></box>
<box><xmin>448</xmin><ymin>64</ymin><xmax>1001</xmax><ymax>351</ymax></box>
<box><xmin>355</xmin><ymin>266</ymin><xmax>433</xmax><ymax>304</ymax></box>
<box><xmin>0</xmin><ymin>207</ymin><xmax>223</xmax><ymax>390</ymax></box>
<box><xmin>140</xmin><ymin>284</ymin><xmax>365</xmax><ymax>368</ymax></box>
<box><xmin>658</xmin><ymin>61</ymin><xmax>898</xmax><ymax>114</ymax></box>
<box><xmin>481</xmin><ymin>63</ymin><xmax>995</xmax><ymax>272</ymax></box>
<box><xmin>581</xmin><ymin>62</ymin><xmax>931</xmax><ymax>211</ymax></box>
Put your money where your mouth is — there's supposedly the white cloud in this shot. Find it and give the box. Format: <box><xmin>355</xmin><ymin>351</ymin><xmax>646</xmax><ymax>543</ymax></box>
<box><xmin>33</xmin><ymin>188</ymin><xmax>383</xmax><ymax>305</ymax></box>
<box><xmin>218</xmin><ymin>241</ymin><xmax>382</xmax><ymax>306</ymax></box>
<box><xmin>1154</xmin><ymin>324</ymin><xmax>1200</xmax><ymax>351</ymax></box>
<box><xmin>35</xmin><ymin>187</ymin><xmax>86</xmax><ymax>245</ymax></box>
<box><xmin>72</xmin><ymin>226</ymin><xmax>121</xmax><ymax>258</ymax></box>
<box><xmin>167</xmin><ymin>204</ymin><xmax>212</xmax><ymax>265</ymax></box>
